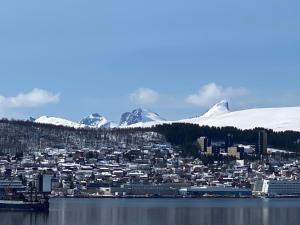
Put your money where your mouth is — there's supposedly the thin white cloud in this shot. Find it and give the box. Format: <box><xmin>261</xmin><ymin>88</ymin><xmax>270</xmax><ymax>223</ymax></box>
<box><xmin>130</xmin><ymin>88</ymin><xmax>160</xmax><ymax>105</ymax></box>
<box><xmin>186</xmin><ymin>82</ymin><xmax>249</xmax><ymax>107</ymax></box>
<box><xmin>0</xmin><ymin>88</ymin><xmax>60</xmax><ymax>109</ymax></box>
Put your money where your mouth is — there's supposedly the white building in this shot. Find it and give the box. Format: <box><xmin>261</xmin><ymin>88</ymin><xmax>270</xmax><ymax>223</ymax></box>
<box><xmin>262</xmin><ymin>180</ymin><xmax>300</xmax><ymax>196</ymax></box>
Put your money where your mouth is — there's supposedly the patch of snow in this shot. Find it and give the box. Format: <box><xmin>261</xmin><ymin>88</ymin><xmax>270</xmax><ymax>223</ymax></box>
<box><xmin>35</xmin><ymin>116</ymin><xmax>85</xmax><ymax>129</ymax></box>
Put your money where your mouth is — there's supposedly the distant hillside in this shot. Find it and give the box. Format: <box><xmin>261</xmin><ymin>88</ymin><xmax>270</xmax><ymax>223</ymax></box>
<box><xmin>126</xmin><ymin>101</ymin><xmax>300</xmax><ymax>132</ymax></box>
<box><xmin>1</xmin><ymin>119</ymin><xmax>300</xmax><ymax>156</ymax></box>
<box><xmin>0</xmin><ymin>119</ymin><xmax>165</xmax><ymax>154</ymax></box>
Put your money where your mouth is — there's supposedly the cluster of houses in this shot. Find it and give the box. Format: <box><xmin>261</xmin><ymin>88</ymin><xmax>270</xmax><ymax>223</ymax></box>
<box><xmin>0</xmin><ymin>130</ymin><xmax>300</xmax><ymax>198</ymax></box>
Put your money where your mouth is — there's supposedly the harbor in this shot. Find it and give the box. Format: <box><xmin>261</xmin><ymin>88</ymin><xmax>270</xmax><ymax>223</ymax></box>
<box><xmin>2</xmin><ymin>198</ymin><xmax>300</xmax><ymax>225</ymax></box>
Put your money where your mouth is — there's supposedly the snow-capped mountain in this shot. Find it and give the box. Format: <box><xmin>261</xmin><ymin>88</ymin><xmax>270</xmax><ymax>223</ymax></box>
<box><xmin>201</xmin><ymin>100</ymin><xmax>230</xmax><ymax>117</ymax></box>
<box><xmin>80</xmin><ymin>113</ymin><xmax>117</xmax><ymax>129</ymax></box>
<box><xmin>33</xmin><ymin>101</ymin><xmax>300</xmax><ymax>132</ymax></box>
<box><xmin>180</xmin><ymin>102</ymin><xmax>300</xmax><ymax>132</ymax></box>
<box><xmin>126</xmin><ymin>100</ymin><xmax>300</xmax><ymax>132</ymax></box>
<box><xmin>119</xmin><ymin>108</ymin><xmax>165</xmax><ymax>127</ymax></box>
<box><xmin>28</xmin><ymin>117</ymin><xmax>36</xmax><ymax>122</ymax></box>
<box><xmin>35</xmin><ymin>116</ymin><xmax>86</xmax><ymax>129</ymax></box>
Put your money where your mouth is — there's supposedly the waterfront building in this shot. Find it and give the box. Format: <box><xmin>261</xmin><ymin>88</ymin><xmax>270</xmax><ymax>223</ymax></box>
<box><xmin>0</xmin><ymin>179</ymin><xmax>25</xmax><ymax>195</ymax></box>
<box><xmin>120</xmin><ymin>184</ymin><xmax>179</xmax><ymax>197</ymax></box>
<box><xmin>179</xmin><ymin>186</ymin><xmax>252</xmax><ymax>197</ymax></box>
<box><xmin>261</xmin><ymin>180</ymin><xmax>300</xmax><ymax>196</ymax></box>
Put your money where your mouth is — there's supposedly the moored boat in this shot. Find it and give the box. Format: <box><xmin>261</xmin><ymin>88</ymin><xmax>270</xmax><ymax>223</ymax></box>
<box><xmin>0</xmin><ymin>199</ymin><xmax>49</xmax><ymax>211</ymax></box>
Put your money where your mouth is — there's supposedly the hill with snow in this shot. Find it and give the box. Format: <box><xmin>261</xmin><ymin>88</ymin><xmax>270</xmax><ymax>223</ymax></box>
<box><xmin>201</xmin><ymin>100</ymin><xmax>230</xmax><ymax>117</ymax></box>
<box><xmin>181</xmin><ymin>104</ymin><xmax>300</xmax><ymax>132</ymax></box>
<box><xmin>35</xmin><ymin>116</ymin><xmax>86</xmax><ymax>129</ymax></box>
<box><xmin>80</xmin><ymin>113</ymin><xmax>117</xmax><ymax>129</ymax></box>
<box><xmin>119</xmin><ymin>108</ymin><xmax>165</xmax><ymax>127</ymax></box>
<box><xmin>33</xmin><ymin>101</ymin><xmax>300</xmax><ymax>132</ymax></box>
<box><xmin>126</xmin><ymin>101</ymin><xmax>300</xmax><ymax>132</ymax></box>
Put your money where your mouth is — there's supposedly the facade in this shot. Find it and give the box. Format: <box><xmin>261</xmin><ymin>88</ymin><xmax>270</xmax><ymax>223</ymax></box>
<box><xmin>0</xmin><ymin>180</ymin><xmax>25</xmax><ymax>192</ymax></box>
<box><xmin>0</xmin><ymin>179</ymin><xmax>25</xmax><ymax>199</ymax></box>
<box><xmin>179</xmin><ymin>186</ymin><xmax>252</xmax><ymax>197</ymax></box>
<box><xmin>197</xmin><ymin>137</ymin><xmax>212</xmax><ymax>155</ymax></box>
<box><xmin>120</xmin><ymin>184</ymin><xmax>179</xmax><ymax>197</ymax></box>
<box><xmin>197</xmin><ymin>137</ymin><xmax>209</xmax><ymax>152</ymax></box>
<box><xmin>227</xmin><ymin>147</ymin><xmax>244</xmax><ymax>159</ymax></box>
<box><xmin>262</xmin><ymin>180</ymin><xmax>300</xmax><ymax>196</ymax></box>
<box><xmin>256</xmin><ymin>130</ymin><xmax>268</xmax><ymax>155</ymax></box>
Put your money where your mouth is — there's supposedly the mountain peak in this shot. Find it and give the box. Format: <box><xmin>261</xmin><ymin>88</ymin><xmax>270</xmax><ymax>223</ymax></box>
<box><xmin>90</xmin><ymin>113</ymin><xmax>102</xmax><ymax>118</ymax></box>
<box><xmin>202</xmin><ymin>100</ymin><xmax>230</xmax><ymax>117</ymax></box>
<box><xmin>80</xmin><ymin>113</ymin><xmax>118</xmax><ymax>129</ymax></box>
<box><xmin>80</xmin><ymin>113</ymin><xmax>112</xmax><ymax>128</ymax></box>
<box><xmin>119</xmin><ymin>108</ymin><xmax>165</xmax><ymax>126</ymax></box>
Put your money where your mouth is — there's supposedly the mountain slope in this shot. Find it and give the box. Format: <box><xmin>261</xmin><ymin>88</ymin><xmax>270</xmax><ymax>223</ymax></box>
<box><xmin>33</xmin><ymin>101</ymin><xmax>300</xmax><ymax>132</ymax></box>
<box><xmin>126</xmin><ymin>101</ymin><xmax>300</xmax><ymax>132</ymax></box>
<box><xmin>202</xmin><ymin>100</ymin><xmax>230</xmax><ymax>117</ymax></box>
<box><xmin>35</xmin><ymin>116</ymin><xmax>85</xmax><ymax>129</ymax></box>
<box><xmin>181</xmin><ymin>106</ymin><xmax>300</xmax><ymax>132</ymax></box>
<box><xmin>119</xmin><ymin>108</ymin><xmax>165</xmax><ymax>126</ymax></box>
<box><xmin>80</xmin><ymin>113</ymin><xmax>117</xmax><ymax>129</ymax></box>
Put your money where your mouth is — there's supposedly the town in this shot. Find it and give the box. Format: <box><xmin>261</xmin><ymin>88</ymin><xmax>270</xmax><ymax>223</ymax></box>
<box><xmin>1</xmin><ymin>126</ymin><xmax>300</xmax><ymax>199</ymax></box>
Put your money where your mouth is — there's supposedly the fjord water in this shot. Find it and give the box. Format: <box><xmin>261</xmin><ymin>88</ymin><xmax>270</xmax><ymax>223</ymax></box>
<box><xmin>1</xmin><ymin>198</ymin><xmax>300</xmax><ymax>225</ymax></box>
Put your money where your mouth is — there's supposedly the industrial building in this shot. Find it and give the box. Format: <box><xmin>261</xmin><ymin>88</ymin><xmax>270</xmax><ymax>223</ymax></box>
<box><xmin>261</xmin><ymin>180</ymin><xmax>300</xmax><ymax>196</ymax></box>
<box><xmin>179</xmin><ymin>186</ymin><xmax>252</xmax><ymax>198</ymax></box>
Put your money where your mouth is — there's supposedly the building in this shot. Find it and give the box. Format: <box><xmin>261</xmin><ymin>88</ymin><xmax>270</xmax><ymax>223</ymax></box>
<box><xmin>261</xmin><ymin>180</ymin><xmax>300</xmax><ymax>196</ymax></box>
<box><xmin>227</xmin><ymin>146</ymin><xmax>244</xmax><ymax>159</ymax></box>
<box><xmin>253</xmin><ymin>180</ymin><xmax>264</xmax><ymax>196</ymax></box>
<box><xmin>197</xmin><ymin>137</ymin><xmax>212</xmax><ymax>154</ymax></box>
<box><xmin>0</xmin><ymin>179</ymin><xmax>25</xmax><ymax>198</ymax></box>
<box><xmin>256</xmin><ymin>130</ymin><xmax>268</xmax><ymax>155</ymax></box>
<box><xmin>120</xmin><ymin>184</ymin><xmax>179</xmax><ymax>197</ymax></box>
<box><xmin>197</xmin><ymin>137</ymin><xmax>209</xmax><ymax>152</ymax></box>
<box><xmin>179</xmin><ymin>186</ymin><xmax>252</xmax><ymax>198</ymax></box>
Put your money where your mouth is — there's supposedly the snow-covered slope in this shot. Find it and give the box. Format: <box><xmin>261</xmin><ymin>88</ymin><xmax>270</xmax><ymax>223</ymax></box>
<box><xmin>126</xmin><ymin>101</ymin><xmax>300</xmax><ymax>132</ymax></box>
<box><xmin>181</xmin><ymin>105</ymin><xmax>300</xmax><ymax>132</ymax></box>
<box><xmin>202</xmin><ymin>100</ymin><xmax>230</xmax><ymax>117</ymax></box>
<box><xmin>33</xmin><ymin>101</ymin><xmax>300</xmax><ymax>132</ymax></box>
<box><xmin>80</xmin><ymin>113</ymin><xmax>117</xmax><ymax>129</ymax></box>
<box><xmin>119</xmin><ymin>108</ymin><xmax>165</xmax><ymax>126</ymax></box>
<box><xmin>35</xmin><ymin>116</ymin><xmax>86</xmax><ymax>129</ymax></box>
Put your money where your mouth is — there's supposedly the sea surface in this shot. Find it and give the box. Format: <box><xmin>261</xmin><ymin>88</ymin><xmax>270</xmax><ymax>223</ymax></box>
<box><xmin>1</xmin><ymin>198</ymin><xmax>300</xmax><ymax>225</ymax></box>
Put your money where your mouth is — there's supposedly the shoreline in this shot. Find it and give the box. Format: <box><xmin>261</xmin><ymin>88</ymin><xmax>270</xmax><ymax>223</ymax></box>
<box><xmin>49</xmin><ymin>195</ymin><xmax>300</xmax><ymax>200</ymax></box>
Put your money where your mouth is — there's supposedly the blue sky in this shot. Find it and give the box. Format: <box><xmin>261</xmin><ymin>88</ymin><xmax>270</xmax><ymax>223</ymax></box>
<box><xmin>0</xmin><ymin>0</ymin><xmax>299</xmax><ymax>122</ymax></box>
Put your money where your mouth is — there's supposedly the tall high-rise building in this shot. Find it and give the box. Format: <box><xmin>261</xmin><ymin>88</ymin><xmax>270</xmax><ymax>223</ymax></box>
<box><xmin>197</xmin><ymin>137</ymin><xmax>209</xmax><ymax>152</ymax></box>
<box><xmin>197</xmin><ymin>136</ymin><xmax>212</xmax><ymax>154</ymax></box>
<box><xmin>256</xmin><ymin>130</ymin><xmax>268</xmax><ymax>155</ymax></box>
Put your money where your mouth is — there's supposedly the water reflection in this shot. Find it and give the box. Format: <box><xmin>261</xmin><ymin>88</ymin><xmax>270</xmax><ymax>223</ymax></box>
<box><xmin>1</xmin><ymin>198</ymin><xmax>300</xmax><ymax>225</ymax></box>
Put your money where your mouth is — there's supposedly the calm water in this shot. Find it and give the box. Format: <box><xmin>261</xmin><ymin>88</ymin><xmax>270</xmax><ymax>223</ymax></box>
<box><xmin>1</xmin><ymin>198</ymin><xmax>300</xmax><ymax>225</ymax></box>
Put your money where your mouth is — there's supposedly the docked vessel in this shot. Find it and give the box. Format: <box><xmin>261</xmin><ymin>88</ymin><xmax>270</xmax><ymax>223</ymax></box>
<box><xmin>0</xmin><ymin>174</ymin><xmax>52</xmax><ymax>212</ymax></box>
<box><xmin>0</xmin><ymin>199</ymin><xmax>49</xmax><ymax>211</ymax></box>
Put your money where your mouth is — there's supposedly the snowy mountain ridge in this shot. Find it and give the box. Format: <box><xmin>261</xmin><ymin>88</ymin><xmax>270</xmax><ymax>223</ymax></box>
<box><xmin>35</xmin><ymin>116</ymin><xmax>86</xmax><ymax>129</ymax></box>
<box><xmin>33</xmin><ymin>101</ymin><xmax>300</xmax><ymax>132</ymax></box>
<box><xmin>119</xmin><ymin>108</ymin><xmax>165</xmax><ymax>127</ymax></box>
<box><xmin>79</xmin><ymin>113</ymin><xmax>117</xmax><ymax>129</ymax></box>
<box><xmin>202</xmin><ymin>100</ymin><xmax>230</xmax><ymax>117</ymax></box>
